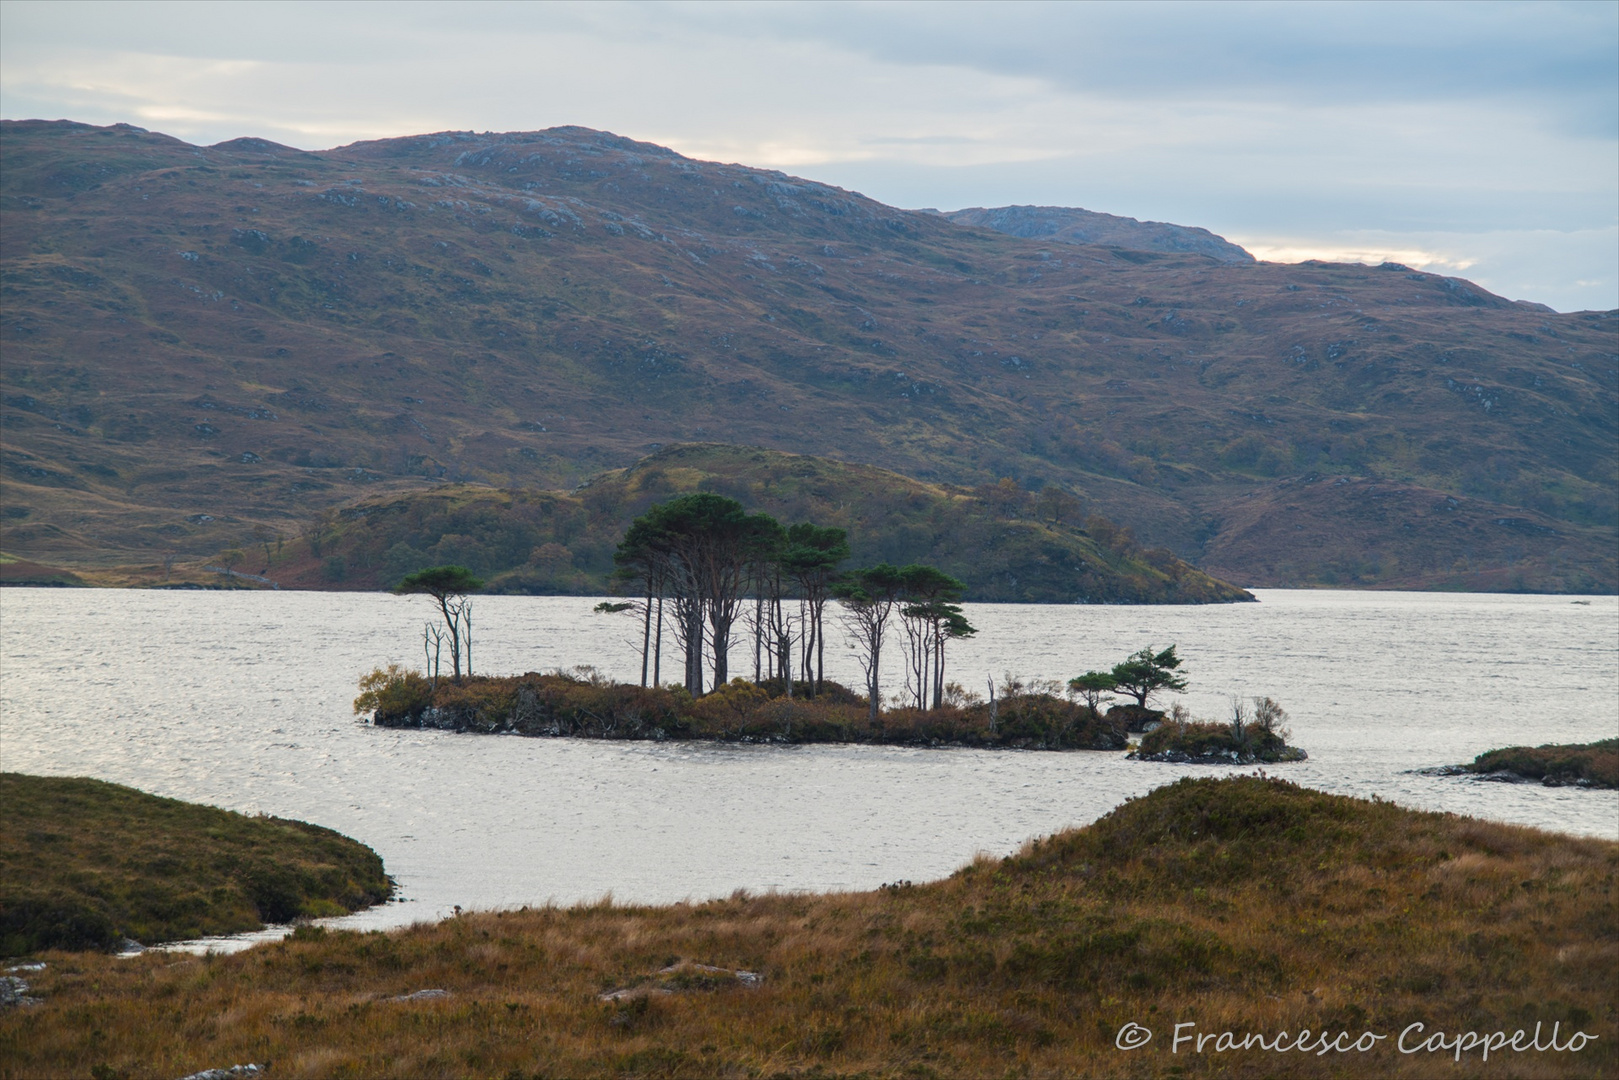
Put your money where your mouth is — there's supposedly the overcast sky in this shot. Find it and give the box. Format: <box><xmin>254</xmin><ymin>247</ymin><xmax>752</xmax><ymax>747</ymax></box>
<box><xmin>3</xmin><ymin>0</ymin><xmax>1615</xmax><ymax>310</ymax></box>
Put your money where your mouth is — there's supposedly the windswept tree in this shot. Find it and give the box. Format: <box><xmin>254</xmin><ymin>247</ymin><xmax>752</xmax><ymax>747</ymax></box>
<box><xmin>896</xmin><ymin>565</ymin><xmax>974</xmax><ymax>710</ymax></box>
<box><xmin>781</xmin><ymin>522</ymin><xmax>849</xmax><ymax>695</ymax></box>
<box><xmin>1109</xmin><ymin>644</ymin><xmax>1188</xmax><ymax>709</ymax></box>
<box><xmin>612</xmin><ymin>518</ymin><xmax>673</xmax><ymax>688</ymax></box>
<box><xmin>1066</xmin><ymin>670</ymin><xmax>1116</xmax><ymax>714</ymax></box>
<box><xmin>394</xmin><ymin>565</ymin><xmax>483</xmax><ymax>683</ymax></box>
<box><xmin>834</xmin><ymin>563</ymin><xmax>910</xmax><ymax>723</ymax></box>
<box><xmin>615</xmin><ymin>493</ymin><xmax>780</xmax><ymax>697</ymax></box>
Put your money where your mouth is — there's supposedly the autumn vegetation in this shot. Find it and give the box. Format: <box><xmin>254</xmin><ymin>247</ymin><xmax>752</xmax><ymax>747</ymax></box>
<box><xmin>4</xmin><ymin>777</ymin><xmax>1613</xmax><ymax>1079</ymax></box>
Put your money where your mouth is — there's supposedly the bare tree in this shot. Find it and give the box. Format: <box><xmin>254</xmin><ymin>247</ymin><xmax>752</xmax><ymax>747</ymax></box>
<box><xmin>393</xmin><ymin>566</ymin><xmax>483</xmax><ymax>683</ymax></box>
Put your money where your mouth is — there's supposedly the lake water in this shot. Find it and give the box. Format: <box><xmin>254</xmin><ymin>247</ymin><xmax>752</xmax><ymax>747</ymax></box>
<box><xmin>1</xmin><ymin>588</ymin><xmax>1615</xmax><ymax>948</ymax></box>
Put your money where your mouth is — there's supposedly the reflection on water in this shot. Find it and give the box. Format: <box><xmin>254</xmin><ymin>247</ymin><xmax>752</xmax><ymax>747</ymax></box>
<box><xmin>2</xmin><ymin>588</ymin><xmax>1614</xmax><ymax>947</ymax></box>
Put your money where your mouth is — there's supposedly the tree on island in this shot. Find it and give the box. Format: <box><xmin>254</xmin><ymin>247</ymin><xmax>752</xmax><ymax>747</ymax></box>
<box><xmin>394</xmin><ymin>565</ymin><xmax>483</xmax><ymax>683</ymax></box>
<box><xmin>613</xmin><ymin>493</ymin><xmax>781</xmax><ymax>697</ymax></box>
<box><xmin>1066</xmin><ymin>670</ymin><xmax>1117</xmax><ymax>714</ymax></box>
<box><xmin>834</xmin><ymin>563</ymin><xmax>910</xmax><ymax>723</ymax></box>
<box><xmin>1107</xmin><ymin>644</ymin><xmax>1188</xmax><ymax>709</ymax></box>
<box><xmin>781</xmin><ymin>522</ymin><xmax>849</xmax><ymax>696</ymax></box>
<box><xmin>896</xmin><ymin>565</ymin><xmax>975</xmax><ymax>710</ymax></box>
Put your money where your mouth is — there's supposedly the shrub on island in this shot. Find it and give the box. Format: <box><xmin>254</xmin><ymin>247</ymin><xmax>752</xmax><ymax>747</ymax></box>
<box><xmin>1130</xmin><ymin>697</ymin><xmax>1306</xmax><ymax>764</ymax></box>
<box><xmin>355</xmin><ymin>668</ymin><xmax>1128</xmax><ymax>751</ymax></box>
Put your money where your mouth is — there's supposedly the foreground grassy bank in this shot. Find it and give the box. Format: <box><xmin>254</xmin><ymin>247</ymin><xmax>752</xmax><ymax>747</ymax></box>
<box><xmin>1463</xmin><ymin>739</ymin><xmax>1619</xmax><ymax>789</ymax></box>
<box><xmin>4</xmin><ymin>777</ymin><xmax>1613</xmax><ymax>1079</ymax></box>
<box><xmin>358</xmin><ymin>668</ymin><xmax>1129</xmax><ymax>751</ymax></box>
<box><xmin>0</xmin><ymin>775</ymin><xmax>393</xmax><ymax>955</ymax></box>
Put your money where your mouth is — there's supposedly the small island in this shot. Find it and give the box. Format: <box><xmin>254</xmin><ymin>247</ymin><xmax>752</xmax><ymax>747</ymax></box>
<box><xmin>366</xmin><ymin>517</ymin><xmax>1303</xmax><ymax>759</ymax></box>
<box><xmin>1126</xmin><ymin>696</ymin><xmax>1308</xmax><ymax>765</ymax></box>
<box><xmin>0</xmin><ymin>774</ymin><xmax>392</xmax><ymax>956</ymax></box>
<box><xmin>360</xmin><ymin>667</ymin><xmax>1130</xmax><ymax>751</ymax></box>
<box><xmin>1429</xmin><ymin>739</ymin><xmax>1618</xmax><ymax>789</ymax></box>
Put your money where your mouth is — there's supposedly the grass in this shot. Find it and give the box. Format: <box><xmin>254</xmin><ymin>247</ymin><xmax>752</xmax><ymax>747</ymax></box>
<box><xmin>0</xmin><ymin>774</ymin><xmax>393</xmax><ymax>955</ymax></box>
<box><xmin>358</xmin><ymin>668</ymin><xmax>1129</xmax><ymax>751</ymax></box>
<box><xmin>1</xmin><ymin>776</ymin><xmax>1613</xmax><ymax>1078</ymax></box>
<box><xmin>1465</xmin><ymin>739</ymin><xmax>1619</xmax><ymax>789</ymax></box>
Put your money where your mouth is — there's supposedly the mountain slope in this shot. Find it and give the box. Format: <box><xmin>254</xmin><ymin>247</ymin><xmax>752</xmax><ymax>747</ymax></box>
<box><xmin>937</xmin><ymin>204</ymin><xmax>1254</xmax><ymax>263</ymax></box>
<box><xmin>1</xmin><ymin>120</ymin><xmax>1614</xmax><ymax>591</ymax></box>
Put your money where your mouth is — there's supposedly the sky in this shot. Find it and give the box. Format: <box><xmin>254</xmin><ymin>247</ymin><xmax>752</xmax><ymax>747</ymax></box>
<box><xmin>2</xmin><ymin>0</ymin><xmax>1615</xmax><ymax>311</ymax></box>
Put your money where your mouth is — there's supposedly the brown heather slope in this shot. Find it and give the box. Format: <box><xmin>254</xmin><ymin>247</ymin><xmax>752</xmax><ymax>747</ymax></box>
<box><xmin>3</xmin><ymin>777</ymin><xmax>1614</xmax><ymax>1079</ymax></box>
<box><xmin>1</xmin><ymin>120</ymin><xmax>1614</xmax><ymax>590</ymax></box>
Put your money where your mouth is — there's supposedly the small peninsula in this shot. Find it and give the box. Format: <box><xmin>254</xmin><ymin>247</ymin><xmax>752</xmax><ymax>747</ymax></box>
<box><xmin>0</xmin><ymin>774</ymin><xmax>392</xmax><ymax>955</ymax></box>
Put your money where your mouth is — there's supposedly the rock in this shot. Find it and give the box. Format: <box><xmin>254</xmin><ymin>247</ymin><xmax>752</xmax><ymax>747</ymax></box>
<box><xmin>0</xmin><ymin>976</ymin><xmax>41</xmax><ymax>1007</ymax></box>
<box><xmin>598</xmin><ymin>961</ymin><xmax>762</xmax><ymax>1002</ymax></box>
<box><xmin>1105</xmin><ymin>704</ymin><xmax>1165</xmax><ymax>733</ymax></box>
<box><xmin>176</xmin><ymin>1065</ymin><xmax>265</xmax><ymax>1080</ymax></box>
<box><xmin>393</xmin><ymin>988</ymin><xmax>451</xmax><ymax>1002</ymax></box>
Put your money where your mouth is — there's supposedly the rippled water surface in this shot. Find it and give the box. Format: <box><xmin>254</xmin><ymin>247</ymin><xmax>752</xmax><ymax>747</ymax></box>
<box><xmin>2</xmin><ymin>589</ymin><xmax>1614</xmax><ymax>941</ymax></box>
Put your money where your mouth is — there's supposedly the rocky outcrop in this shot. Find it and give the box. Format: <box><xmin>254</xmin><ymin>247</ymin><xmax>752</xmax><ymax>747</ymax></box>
<box><xmin>938</xmin><ymin>205</ymin><xmax>1255</xmax><ymax>263</ymax></box>
<box><xmin>1105</xmin><ymin>705</ymin><xmax>1165</xmax><ymax>733</ymax></box>
<box><xmin>1131</xmin><ymin>745</ymin><xmax>1307</xmax><ymax>765</ymax></box>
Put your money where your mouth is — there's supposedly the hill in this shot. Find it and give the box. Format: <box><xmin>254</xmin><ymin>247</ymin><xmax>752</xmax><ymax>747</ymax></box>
<box><xmin>1</xmin><ymin>120</ymin><xmax>1614</xmax><ymax>592</ymax></box>
<box><xmin>6</xmin><ymin>777</ymin><xmax>1614</xmax><ymax>1077</ymax></box>
<box><xmin>270</xmin><ymin>444</ymin><xmax>1250</xmax><ymax>603</ymax></box>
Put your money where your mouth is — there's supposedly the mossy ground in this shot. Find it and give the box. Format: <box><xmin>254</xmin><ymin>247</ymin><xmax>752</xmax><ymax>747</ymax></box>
<box><xmin>0</xmin><ymin>774</ymin><xmax>392</xmax><ymax>955</ymax></box>
<box><xmin>3</xmin><ymin>777</ymin><xmax>1613</xmax><ymax>1078</ymax></box>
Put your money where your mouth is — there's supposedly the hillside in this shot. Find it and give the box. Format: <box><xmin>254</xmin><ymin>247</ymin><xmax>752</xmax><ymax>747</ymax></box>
<box><xmin>6</xmin><ymin>777</ymin><xmax>1614</xmax><ymax>1077</ymax></box>
<box><xmin>1</xmin><ymin>120</ymin><xmax>1614</xmax><ymax>592</ymax></box>
<box><xmin>1</xmin><ymin>773</ymin><xmax>391</xmax><ymax>954</ymax></box>
<box><xmin>270</xmin><ymin>444</ymin><xmax>1249</xmax><ymax>603</ymax></box>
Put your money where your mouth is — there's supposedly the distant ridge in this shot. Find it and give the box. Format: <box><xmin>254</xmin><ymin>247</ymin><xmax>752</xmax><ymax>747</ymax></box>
<box><xmin>937</xmin><ymin>204</ymin><xmax>1254</xmax><ymax>264</ymax></box>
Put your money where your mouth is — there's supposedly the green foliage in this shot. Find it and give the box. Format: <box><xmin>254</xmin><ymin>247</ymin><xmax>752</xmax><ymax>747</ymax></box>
<box><xmin>1066</xmin><ymin>671</ymin><xmax>1116</xmax><ymax>712</ymax></box>
<box><xmin>392</xmin><ymin>564</ymin><xmax>484</xmax><ymax>597</ymax></box>
<box><xmin>1107</xmin><ymin>644</ymin><xmax>1189</xmax><ymax>708</ymax></box>
<box><xmin>0</xmin><ymin>774</ymin><xmax>391</xmax><ymax>955</ymax></box>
